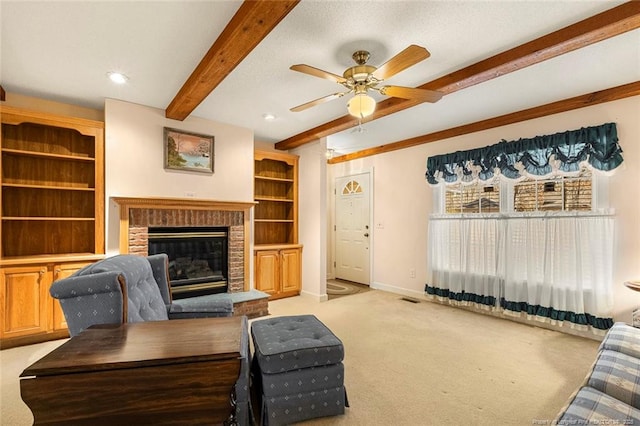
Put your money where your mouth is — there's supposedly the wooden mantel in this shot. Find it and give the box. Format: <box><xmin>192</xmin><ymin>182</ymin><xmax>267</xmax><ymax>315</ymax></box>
<box><xmin>112</xmin><ymin>197</ymin><xmax>256</xmax><ymax>291</ymax></box>
<box><xmin>112</xmin><ymin>196</ymin><xmax>256</xmax><ymax>212</ymax></box>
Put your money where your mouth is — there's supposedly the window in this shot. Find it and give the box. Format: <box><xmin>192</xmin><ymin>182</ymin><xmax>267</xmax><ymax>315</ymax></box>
<box><xmin>342</xmin><ymin>180</ymin><xmax>362</xmax><ymax>195</ymax></box>
<box><xmin>440</xmin><ymin>167</ymin><xmax>594</xmax><ymax>215</ymax></box>
<box><xmin>445</xmin><ymin>183</ymin><xmax>500</xmax><ymax>213</ymax></box>
<box><xmin>426</xmin><ymin>123</ymin><xmax>621</xmax><ymax>332</ymax></box>
<box><xmin>429</xmin><ymin>181</ymin><xmax>615</xmax><ymax>332</ymax></box>
<box><xmin>429</xmin><ymin>167</ymin><xmax>613</xmax><ymax>332</ymax></box>
<box><xmin>513</xmin><ymin>169</ymin><xmax>592</xmax><ymax>212</ymax></box>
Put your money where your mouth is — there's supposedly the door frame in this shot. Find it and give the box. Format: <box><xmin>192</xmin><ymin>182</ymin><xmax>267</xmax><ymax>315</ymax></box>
<box><xmin>332</xmin><ymin>168</ymin><xmax>374</xmax><ymax>285</ymax></box>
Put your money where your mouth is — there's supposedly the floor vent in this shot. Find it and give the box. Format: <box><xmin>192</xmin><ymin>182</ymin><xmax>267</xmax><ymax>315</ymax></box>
<box><xmin>400</xmin><ymin>297</ymin><xmax>420</xmax><ymax>304</ymax></box>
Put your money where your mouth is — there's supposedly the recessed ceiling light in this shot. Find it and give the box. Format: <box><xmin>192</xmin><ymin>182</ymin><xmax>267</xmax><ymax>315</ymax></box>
<box><xmin>262</xmin><ymin>113</ymin><xmax>276</xmax><ymax>121</ymax></box>
<box><xmin>107</xmin><ymin>71</ymin><xmax>128</xmax><ymax>84</ymax></box>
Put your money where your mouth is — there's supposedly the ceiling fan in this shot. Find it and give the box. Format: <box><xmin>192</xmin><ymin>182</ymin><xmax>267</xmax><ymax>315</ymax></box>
<box><xmin>289</xmin><ymin>44</ymin><xmax>443</xmax><ymax>119</ymax></box>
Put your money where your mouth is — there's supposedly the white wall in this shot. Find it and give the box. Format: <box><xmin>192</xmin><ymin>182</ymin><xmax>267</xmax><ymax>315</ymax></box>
<box><xmin>327</xmin><ymin>96</ymin><xmax>640</xmax><ymax>321</ymax></box>
<box><xmin>104</xmin><ymin>99</ymin><xmax>255</xmax><ymax>254</ymax></box>
<box><xmin>293</xmin><ymin>140</ymin><xmax>328</xmax><ymax>301</ymax></box>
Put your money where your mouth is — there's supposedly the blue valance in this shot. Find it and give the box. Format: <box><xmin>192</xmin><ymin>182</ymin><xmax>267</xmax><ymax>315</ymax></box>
<box><xmin>425</xmin><ymin>123</ymin><xmax>622</xmax><ymax>185</ymax></box>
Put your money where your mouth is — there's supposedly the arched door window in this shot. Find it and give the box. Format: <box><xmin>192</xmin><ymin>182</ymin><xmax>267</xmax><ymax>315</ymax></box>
<box><xmin>342</xmin><ymin>180</ymin><xmax>362</xmax><ymax>195</ymax></box>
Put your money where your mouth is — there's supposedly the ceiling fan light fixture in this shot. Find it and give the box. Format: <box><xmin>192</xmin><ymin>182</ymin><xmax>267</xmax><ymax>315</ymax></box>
<box><xmin>325</xmin><ymin>148</ymin><xmax>335</xmax><ymax>159</ymax></box>
<box><xmin>347</xmin><ymin>93</ymin><xmax>376</xmax><ymax>119</ymax></box>
<box><xmin>290</xmin><ymin>45</ymin><xmax>437</xmax><ymax>114</ymax></box>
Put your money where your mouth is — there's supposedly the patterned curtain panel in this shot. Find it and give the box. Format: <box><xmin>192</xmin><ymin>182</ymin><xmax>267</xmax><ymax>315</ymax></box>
<box><xmin>425</xmin><ymin>123</ymin><xmax>622</xmax><ymax>185</ymax></box>
<box><xmin>426</xmin><ymin>214</ymin><xmax>615</xmax><ymax>332</ymax></box>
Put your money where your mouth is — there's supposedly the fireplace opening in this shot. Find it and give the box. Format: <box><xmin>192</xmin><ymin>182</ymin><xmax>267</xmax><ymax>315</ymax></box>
<box><xmin>148</xmin><ymin>226</ymin><xmax>228</xmax><ymax>299</ymax></box>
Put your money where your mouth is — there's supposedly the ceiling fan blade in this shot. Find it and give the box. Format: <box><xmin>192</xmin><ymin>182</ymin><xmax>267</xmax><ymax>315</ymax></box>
<box><xmin>290</xmin><ymin>92</ymin><xmax>348</xmax><ymax>112</ymax></box>
<box><xmin>372</xmin><ymin>45</ymin><xmax>431</xmax><ymax>81</ymax></box>
<box><xmin>380</xmin><ymin>85</ymin><xmax>443</xmax><ymax>103</ymax></box>
<box><xmin>290</xmin><ymin>64</ymin><xmax>347</xmax><ymax>83</ymax></box>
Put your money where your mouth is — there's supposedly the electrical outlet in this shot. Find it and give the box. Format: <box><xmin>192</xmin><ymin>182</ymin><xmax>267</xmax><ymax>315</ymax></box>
<box><xmin>376</xmin><ymin>222</ymin><xmax>384</xmax><ymax>229</ymax></box>
<box><xmin>409</xmin><ymin>268</ymin><xmax>416</xmax><ymax>278</ymax></box>
<box><xmin>185</xmin><ymin>192</ymin><xmax>196</xmax><ymax>198</ymax></box>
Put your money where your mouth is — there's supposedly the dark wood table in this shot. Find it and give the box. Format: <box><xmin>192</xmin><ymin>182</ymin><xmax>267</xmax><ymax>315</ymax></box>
<box><xmin>20</xmin><ymin>316</ymin><xmax>244</xmax><ymax>425</ymax></box>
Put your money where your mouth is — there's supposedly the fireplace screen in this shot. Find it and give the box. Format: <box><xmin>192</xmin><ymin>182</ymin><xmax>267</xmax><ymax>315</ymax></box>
<box><xmin>148</xmin><ymin>226</ymin><xmax>228</xmax><ymax>299</ymax></box>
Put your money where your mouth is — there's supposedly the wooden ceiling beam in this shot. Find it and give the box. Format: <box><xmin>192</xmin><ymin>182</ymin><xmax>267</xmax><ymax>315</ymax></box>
<box><xmin>328</xmin><ymin>81</ymin><xmax>640</xmax><ymax>164</ymax></box>
<box><xmin>166</xmin><ymin>0</ymin><xmax>299</xmax><ymax>121</ymax></box>
<box><xmin>276</xmin><ymin>1</ymin><xmax>640</xmax><ymax>151</ymax></box>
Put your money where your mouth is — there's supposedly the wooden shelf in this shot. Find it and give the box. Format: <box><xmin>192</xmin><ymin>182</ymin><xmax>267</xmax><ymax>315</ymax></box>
<box><xmin>2</xmin><ymin>148</ymin><xmax>95</xmax><ymax>162</ymax></box>
<box><xmin>254</xmin><ymin>151</ymin><xmax>301</xmax><ymax>300</ymax></box>
<box><xmin>0</xmin><ymin>253</ymin><xmax>105</xmax><ymax>267</ymax></box>
<box><xmin>0</xmin><ymin>105</ymin><xmax>105</xmax><ymax>348</ymax></box>
<box><xmin>255</xmin><ymin>175</ymin><xmax>294</xmax><ymax>183</ymax></box>
<box><xmin>254</xmin><ymin>243</ymin><xmax>303</xmax><ymax>250</ymax></box>
<box><xmin>1</xmin><ymin>106</ymin><xmax>104</xmax><ymax>257</ymax></box>
<box><xmin>2</xmin><ymin>183</ymin><xmax>95</xmax><ymax>191</ymax></box>
<box><xmin>254</xmin><ymin>150</ymin><xmax>298</xmax><ymax>246</ymax></box>
<box><xmin>2</xmin><ymin>217</ymin><xmax>96</xmax><ymax>221</ymax></box>
<box><xmin>255</xmin><ymin>196</ymin><xmax>294</xmax><ymax>202</ymax></box>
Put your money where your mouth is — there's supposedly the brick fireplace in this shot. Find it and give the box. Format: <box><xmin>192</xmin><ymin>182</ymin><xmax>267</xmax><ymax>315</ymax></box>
<box><xmin>111</xmin><ymin>197</ymin><xmax>268</xmax><ymax>317</ymax></box>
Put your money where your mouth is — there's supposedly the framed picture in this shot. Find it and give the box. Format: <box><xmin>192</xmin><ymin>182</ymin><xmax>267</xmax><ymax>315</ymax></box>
<box><xmin>163</xmin><ymin>127</ymin><xmax>214</xmax><ymax>174</ymax></box>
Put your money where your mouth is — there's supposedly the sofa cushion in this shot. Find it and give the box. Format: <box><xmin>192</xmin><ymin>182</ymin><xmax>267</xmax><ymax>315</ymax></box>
<box><xmin>261</xmin><ymin>386</ymin><xmax>346</xmax><ymax>426</ymax></box>
<box><xmin>258</xmin><ymin>363</ymin><xmax>344</xmax><ymax>398</ymax></box>
<box><xmin>251</xmin><ymin>315</ymin><xmax>344</xmax><ymax>374</ymax></box>
<box><xmin>557</xmin><ymin>386</ymin><xmax>640</xmax><ymax>424</ymax></box>
<box><xmin>588</xmin><ymin>349</ymin><xmax>640</xmax><ymax>409</ymax></box>
<box><xmin>169</xmin><ymin>293</ymin><xmax>233</xmax><ymax>318</ymax></box>
<box><xmin>78</xmin><ymin>255</ymin><xmax>168</xmax><ymax>322</ymax></box>
<box><xmin>599</xmin><ymin>322</ymin><xmax>640</xmax><ymax>359</ymax></box>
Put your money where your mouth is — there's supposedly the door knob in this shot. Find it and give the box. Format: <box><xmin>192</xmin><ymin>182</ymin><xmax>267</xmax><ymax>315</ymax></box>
<box><xmin>364</xmin><ymin>233</ymin><xmax>369</xmax><ymax>237</ymax></box>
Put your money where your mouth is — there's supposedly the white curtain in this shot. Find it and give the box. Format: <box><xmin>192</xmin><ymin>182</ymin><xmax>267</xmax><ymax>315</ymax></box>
<box><xmin>428</xmin><ymin>215</ymin><xmax>502</xmax><ymax>309</ymax></box>
<box><xmin>428</xmin><ymin>213</ymin><xmax>614</xmax><ymax>332</ymax></box>
<box><xmin>501</xmin><ymin>214</ymin><xmax>614</xmax><ymax>329</ymax></box>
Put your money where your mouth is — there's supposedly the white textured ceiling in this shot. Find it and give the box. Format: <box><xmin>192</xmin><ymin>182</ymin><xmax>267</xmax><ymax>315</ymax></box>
<box><xmin>1</xmin><ymin>1</ymin><xmax>638</xmax><ymax>155</ymax></box>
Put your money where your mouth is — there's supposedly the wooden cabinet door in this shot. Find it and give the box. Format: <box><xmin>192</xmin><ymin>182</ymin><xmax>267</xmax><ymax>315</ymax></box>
<box><xmin>280</xmin><ymin>248</ymin><xmax>301</xmax><ymax>295</ymax></box>
<box><xmin>255</xmin><ymin>250</ymin><xmax>280</xmax><ymax>297</ymax></box>
<box><xmin>51</xmin><ymin>263</ymin><xmax>86</xmax><ymax>331</ymax></box>
<box><xmin>0</xmin><ymin>265</ymin><xmax>50</xmax><ymax>338</ymax></box>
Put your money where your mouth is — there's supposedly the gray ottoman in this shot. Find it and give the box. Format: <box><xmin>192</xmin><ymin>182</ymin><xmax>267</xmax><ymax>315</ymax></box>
<box><xmin>250</xmin><ymin>315</ymin><xmax>348</xmax><ymax>425</ymax></box>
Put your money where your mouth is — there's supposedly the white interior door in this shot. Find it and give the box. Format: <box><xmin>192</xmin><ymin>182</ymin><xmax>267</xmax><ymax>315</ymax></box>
<box><xmin>335</xmin><ymin>173</ymin><xmax>370</xmax><ymax>285</ymax></box>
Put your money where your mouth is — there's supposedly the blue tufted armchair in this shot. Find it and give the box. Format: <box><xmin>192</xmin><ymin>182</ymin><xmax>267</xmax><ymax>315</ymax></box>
<box><xmin>50</xmin><ymin>253</ymin><xmax>234</xmax><ymax>336</ymax></box>
<box><xmin>50</xmin><ymin>254</ymin><xmax>253</xmax><ymax>425</ymax></box>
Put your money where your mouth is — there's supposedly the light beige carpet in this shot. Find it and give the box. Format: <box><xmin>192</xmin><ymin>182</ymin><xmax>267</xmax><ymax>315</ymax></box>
<box><xmin>1</xmin><ymin>288</ymin><xmax>599</xmax><ymax>425</ymax></box>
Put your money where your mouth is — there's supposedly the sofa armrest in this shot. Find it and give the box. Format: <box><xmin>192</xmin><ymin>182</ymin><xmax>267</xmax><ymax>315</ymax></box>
<box><xmin>50</xmin><ymin>271</ymin><xmax>123</xmax><ymax>298</ymax></box>
<box><xmin>146</xmin><ymin>253</ymin><xmax>172</xmax><ymax>306</ymax></box>
<box><xmin>50</xmin><ymin>271</ymin><xmax>125</xmax><ymax>337</ymax></box>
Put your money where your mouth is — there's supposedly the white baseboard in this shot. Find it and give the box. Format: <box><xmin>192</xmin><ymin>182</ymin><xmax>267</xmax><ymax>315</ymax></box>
<box><xmin>299</xmin><ymin>290</ymin><xmax>328</xmax><ymax>302</ymax></box>
<box><xmin>371</xmin><ymin>281</ymin><xmax>428</xmax><ymax>300</ymax></box>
